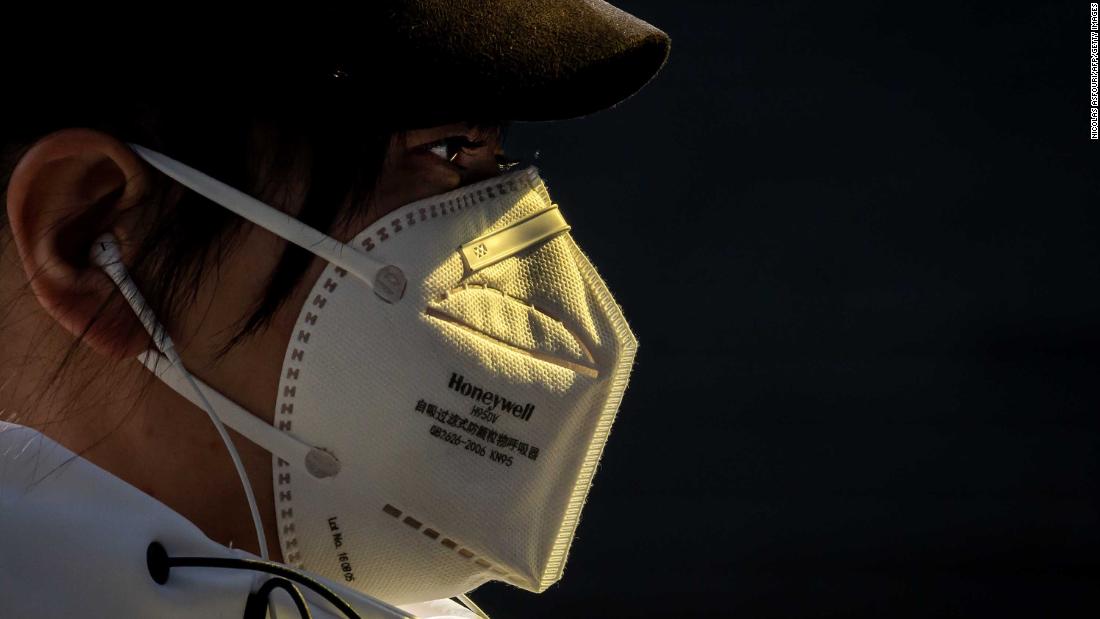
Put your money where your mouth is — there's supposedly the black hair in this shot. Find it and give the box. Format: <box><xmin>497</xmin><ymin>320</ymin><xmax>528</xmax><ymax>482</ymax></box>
<box><xmin>0</xmin><ymin>78</ymin><xmax>422</xmax><ymax>459</ymax></box>
<box><xmin>1</xmin><ymin>81</ymin><xmax>396</xmax><ymax>350</ymax></box>
<box><xmin>0</xmin><ymin>76</ymin><xmax>501</xmax><ymax>435</ymax></box>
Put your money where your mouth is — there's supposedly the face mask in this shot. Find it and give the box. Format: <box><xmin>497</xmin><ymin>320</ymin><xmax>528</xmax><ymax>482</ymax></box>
<box><xmin>128</xmin><ymin>144</ymin><xmax>639</xmax><ymax>605</ymax></box>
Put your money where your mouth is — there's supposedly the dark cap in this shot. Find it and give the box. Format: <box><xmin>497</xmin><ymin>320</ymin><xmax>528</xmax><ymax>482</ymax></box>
<box><xmin>9</xmin><ymin>1</ymin><xmax>670</xmax><ymax>130</ymax></box>
<box><xmin>332</xmin><ymin>0</ymin><xmax>673</xmax><ymax>126</ymax></box>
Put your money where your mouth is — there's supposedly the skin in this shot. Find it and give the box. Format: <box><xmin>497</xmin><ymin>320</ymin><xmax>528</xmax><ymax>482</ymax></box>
<box><xmin>0</xmin><ymin>122</ymin><xmax>505</xmax><ymax>562</ymax></box>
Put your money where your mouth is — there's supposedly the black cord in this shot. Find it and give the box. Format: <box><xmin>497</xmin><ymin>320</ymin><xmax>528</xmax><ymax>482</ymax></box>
<box><xmin>244</xmin><ymin>577</ymin><xmax>313</xmax><ymax>619</ymax></box>
<box><xmin>147</xmin><ymin>541</ymin><xmax>360</xmax><ymax>619</ymax></box>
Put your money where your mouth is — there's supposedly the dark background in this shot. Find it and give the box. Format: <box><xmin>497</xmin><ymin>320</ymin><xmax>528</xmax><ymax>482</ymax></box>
<box><xmin>475</xmin><ymin>1</ymin><xmax>1100</xmax><ymax>617</ymax></box>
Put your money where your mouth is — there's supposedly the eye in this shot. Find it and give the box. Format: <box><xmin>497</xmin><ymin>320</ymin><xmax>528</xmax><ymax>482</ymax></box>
<box><xmin>427</xmin><ymin>136</ymin><xmax>488</xmax><ymax>164</ymax></box>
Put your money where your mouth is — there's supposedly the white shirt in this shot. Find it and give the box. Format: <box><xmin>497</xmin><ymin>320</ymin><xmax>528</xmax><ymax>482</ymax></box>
<box><xmin>0</xmin><ymin>421</ymin><xmax>480</xmax><ymax>619</ymax></box>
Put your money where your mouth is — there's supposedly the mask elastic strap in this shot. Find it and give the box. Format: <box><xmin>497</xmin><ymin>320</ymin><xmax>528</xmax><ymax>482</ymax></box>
<box><xmin>138</xmin><ymin>350</ymin><xmax>341</xmax><ymax>480</ymax></box>
<box><xmin>127</xmin><ymin>143</ymin><xmax>407</xmax><ymax>304</ymax></box>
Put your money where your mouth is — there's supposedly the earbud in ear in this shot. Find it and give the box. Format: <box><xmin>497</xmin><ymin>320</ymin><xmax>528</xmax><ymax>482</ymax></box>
<box><xmin>90</xmin><ymin>233</ymin><xmax>123</xmax><ymax>268</ymax></box>
<box><xmin>89</xmin><ymin>233</ymin><xmax>180</xmax><ymax>363</ymax></box>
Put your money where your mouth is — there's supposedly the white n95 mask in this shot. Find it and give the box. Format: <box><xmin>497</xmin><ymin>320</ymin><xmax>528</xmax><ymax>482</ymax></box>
<box><xmin>129</xmin><ymin>144</ymin><xmax>638</xmax><ymax>605</ymax></box>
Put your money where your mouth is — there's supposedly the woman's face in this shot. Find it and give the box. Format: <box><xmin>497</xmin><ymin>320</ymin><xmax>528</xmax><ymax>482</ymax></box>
<box><xmin>0</xmin><ymin>121</ymin><xmax>508</xmax><ymax>558</ymax></box>
<box><xmin>170</xmin><ymin>122</ymin><xmax>509</xmax><ymax>556</ymax></box>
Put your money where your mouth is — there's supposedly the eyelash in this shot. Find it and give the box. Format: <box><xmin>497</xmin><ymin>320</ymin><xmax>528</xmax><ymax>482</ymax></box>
<box><xmin>428</xmin><ymin>136</ymin><xmax>488</xmax><ymax>163</ymax></box>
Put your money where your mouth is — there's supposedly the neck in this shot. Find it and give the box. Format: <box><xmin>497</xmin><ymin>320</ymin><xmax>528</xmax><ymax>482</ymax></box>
<box><xmin>0</xmin><ymin>248</ymin><xmax>283</xmax><ymax>563</ymax></box>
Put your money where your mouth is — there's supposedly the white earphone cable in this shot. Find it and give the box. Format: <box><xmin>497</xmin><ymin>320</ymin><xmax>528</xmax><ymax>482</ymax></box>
<box><xmin>165</xmin><ymin>345</ymin><xmax>270</xmax><ymax>562</ymax></box>
<box><xmin>90</xmin><ymin>234</ymin><xmax>269</xmax><ymax>563</ymax></box>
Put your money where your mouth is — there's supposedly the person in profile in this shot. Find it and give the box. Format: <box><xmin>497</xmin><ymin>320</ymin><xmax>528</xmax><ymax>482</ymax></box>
<box><xmin>0</xmin><ymin>2</ymin><xmax>670</xmax><ymax>617</ymax></box>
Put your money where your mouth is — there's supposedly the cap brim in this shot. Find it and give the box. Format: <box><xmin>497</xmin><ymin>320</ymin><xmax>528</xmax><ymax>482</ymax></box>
<box><xmin>304</xmin><ymin>0</ymin><xmax>672</xmax><ymax>127</ymax></box>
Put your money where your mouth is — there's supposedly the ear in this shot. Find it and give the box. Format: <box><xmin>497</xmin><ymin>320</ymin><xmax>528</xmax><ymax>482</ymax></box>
<box><xmin>5</xmin><ymin>128</ymin><xmax>154</xmax><ymax>359</ymax></box>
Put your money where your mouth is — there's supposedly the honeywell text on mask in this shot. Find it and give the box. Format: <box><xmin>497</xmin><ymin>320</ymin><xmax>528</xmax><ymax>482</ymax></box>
<box><xmin>448</xmin><ymin>372</ymin><xmax>536</xmax><ymax>422</ymax></box>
